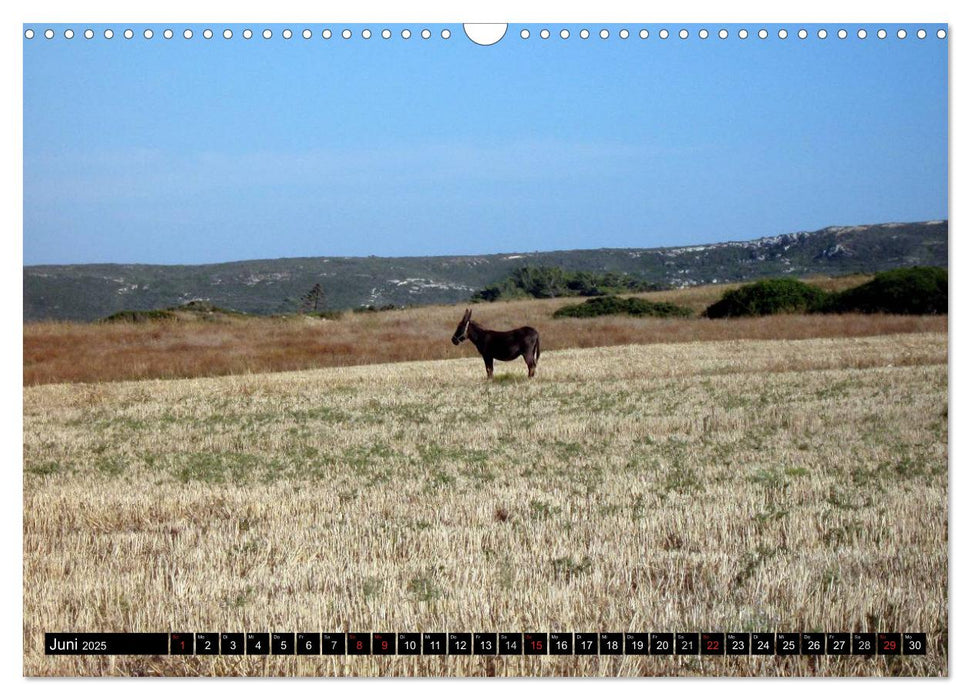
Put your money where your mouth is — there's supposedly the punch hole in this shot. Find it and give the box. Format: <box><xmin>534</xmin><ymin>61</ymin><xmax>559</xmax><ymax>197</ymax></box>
<box><xmin>858</xmin><ymin>29</ymin><xmax>867</xmax><ymax>39</ymax></box>
<box><xmin>322</xmin><ymin>29</ymin><xmax>331</xmax><ymax>39</ymax></box>
<box><xmin>441</xmin><ymin>29</ymin><xmax>451</xmax><ymax>39</ymax></box>
<box><xmin>738</xmin><ymin>29</ymin><xmax>748</xmax><ymax>39</ymax></box>
<box><xmin>520</xmin><ymin>29</ymin><xmax>529</xmax><ymax>39</ymax></box>
<box><xmin>897</xmin><ymin>29</ymin><xmax>907</xmax><ymax>39</ymax></box>
<box><xmin>637</xmin><ymin>29</ymin><xmax>647</xmax><ymax>39</ymax></box>
<box><xmin>223</xmin><ymin>29</ymin><xmax>232</xmax><ymax>39</ymax></box>
<box><xmin>778</xmin><ymin>28</ymin><xmax>788</xmax><ymax>39</ymax></box>
<box><xmin>699</xmin><ymin>29</ymin><xmax>709</xmax><ymax>39</ymax></box>
<box><xmin>758</xmin><ymin>28</ymin><xmax>768</xmax><ymax>39</ymax></box>
<box><xmin>362</xmin><ymin>29</ymin><xmax>372</xmax><ymax>39</ymax></box>
<box><xmin>619</xmin><ymin>29</ymin><xmax>630</xmax><ymax>39</ymax></box>
<box><xmin>580</xmin><ymin>29</ymin><xmax>590</xmax><ymax>39</ymax></box>
<box><xmin>659</xmin><ymin>29</ymin><xmax>669</xmax><ymax>39</ymax></box>
<box><xmin>302</xmin><ymin>29</ymin><xmax>312</xmax><ymax>39</ymax></box>
<box><xmin>163</xmin><ymin>29</ymin><xmax>173</xmax><ymax>39</ymax></box>
<box><xmin>798</xmin><ymin>29</ymin><xmax>808</xmax><ymax>39</ymax></box>
<box><xmin>104</xmin><ymin>29</ymin><xmax>114</xmax><ymax>39</ymax></box>
<box><xmin>282</xmin><ymin>29</ymin><xmax>293</xmax><ymax>39</ymax></box>
<box><xmin>421</xmin><ymin>29</ymin><xmax>431</xmax><ymax>39</ymax></box>
<box><xmin>382</xmin><ymin>29</ymin><xmax>391</xmax><ymax>39</ymax></box>
<box><xmin>44</xmin><ymin>28</ymin><xmax>54</xmax><ymax>39</ymax></box>
<box><xmin>123</xmin><ymin>29</ymin><xmax>133</xmax><ymax>39</ymax></box>
<box><xmin>203</xmin><ymin>29</ymin><xmax>213</xmax><ymax>39</ymax></box>
<box><xmin>877</xmin><ymin>29</ymin><xmax>887</xmax><ymax>39</ymax></box>
<box><xmin>464</xmin><ymin>24</ymin><xmax>507</xmax><ymax>46</ymax></box>
<box><xmin>243</xmin><ymin>29</ymin><xmax>253</xmax><ymax>40</ymax></box>
<box><xmin>184</xmin><ymin>28</ymin><xmax>193</xmax><ymax>39</ymax></box>
<box><xmin>817</xmin><ymin>29</ymin><xmax>827</xmax><ymax>39</ymax></box>
<box><xmin>718</xmin><ymin>29</ymin><xmax>728</xmax><ymax>39</ymax></box>
<box><xmin>599</xmin><ymin>29</ymin><xmax>609</xmax><ymax>39</ymax></box>
<box><xmin>540</xmin><ymin>28</ymin><xmax>550</xmax><ymax>39</ymax></box>
<box><xmin>560</xmin><ymin>29</ymin><xmax>569</xmax><ymax>39</ymax></box>
<box><xmin>24</xmin><ymin>28</ymin><xmax>34</xmax><ymax>39</ymax></box>
<box><xmin>917</xmin><ymin>29</ymin><xmax>926</xmax><ymax>39</ymax></box>
<box><xmin>402</xmin><ymin>29</ymin><xmax>412</xmax><ymax>39</ymax></box>
<box><xmin>64</xmin><ymin>29</ymin><xmax>74</xmax><ymax>39</ymax></box>
<box><xmin>680</xmin><ymin>29</ymin><xmax>690</xmax><ymax>39</ymax></box>
<box><xmin>263</xmin><ymin>29</ymin><xmax>273</xmax><ymax>39</ymax></box>
<box><xmin>937</xmin><ymin>29</ymin><xmax>946</xmax><ymax>39</ymax></box>
<box><xmin>341</xmin><ymin>29</ymin><xmax>351</xmax><ymax>39</ymax></box>
<box><xmin>144</xmin><ymin>29</ymin><xmax>153</xmax><ymax>39</ymax></box>
<box><xmin>84</xmin><ymin>29</ymin><xmax>94</xmax><ymax>39</ymax></box>
<box><xmin>838</xmin><ymin>29</ymin><xmax>848</xmax><ymax>39</ymax></box>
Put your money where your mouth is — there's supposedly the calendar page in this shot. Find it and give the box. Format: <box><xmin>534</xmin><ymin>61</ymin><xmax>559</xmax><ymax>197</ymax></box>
<box><xmin>21</xmin><ymin>12</ymin><xmax>948</xmax><ymax>679</ymax></box>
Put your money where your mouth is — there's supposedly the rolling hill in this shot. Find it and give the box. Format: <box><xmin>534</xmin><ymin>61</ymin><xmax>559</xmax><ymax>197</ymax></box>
<box><xmin>23</xmin><ymin>220</ymin><xmax>947</xmax><ymax>321</ymax></box>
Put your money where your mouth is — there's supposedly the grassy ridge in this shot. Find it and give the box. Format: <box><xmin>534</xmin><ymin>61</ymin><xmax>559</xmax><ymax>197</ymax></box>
<box><xmin>24</xmin><ymin>220</ymin><xmax>948</xmax><ymax>321</ymax></box>
<box><xmin>23</xmin><ymin>334</ymin><xmax>948</xmax><ymax>676</ymax></box>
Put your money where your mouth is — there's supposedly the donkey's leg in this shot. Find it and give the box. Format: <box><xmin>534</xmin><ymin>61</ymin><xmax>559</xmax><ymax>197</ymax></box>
<box><xmin>484</xmin><ymin>356</ymin><xmax>494</xmax><ymax>379</ymax></box>
<box><xmin>525</xmin><ymin>344</ymin><xmax>537</xmax><ymax>378</ymax></box>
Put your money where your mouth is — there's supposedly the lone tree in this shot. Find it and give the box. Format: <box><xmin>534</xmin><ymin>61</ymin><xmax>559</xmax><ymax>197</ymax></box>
<box><xmin>301</xmin><ymin>283</ymin><xmax>325</xmax><ymax>313</ymax></box>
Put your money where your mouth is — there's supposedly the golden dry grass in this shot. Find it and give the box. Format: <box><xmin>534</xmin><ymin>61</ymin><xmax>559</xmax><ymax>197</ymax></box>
<box><xmin>23</xmin><ymin>274</ymin><xmax>944</xmax><ymax>386</ymax></box>
<box><xmin>23</xmin><ymin>332</ymin><xmax>947</xmax><ymax>677</ymax></box>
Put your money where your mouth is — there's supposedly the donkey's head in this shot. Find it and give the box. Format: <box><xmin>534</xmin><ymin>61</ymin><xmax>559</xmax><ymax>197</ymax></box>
<box><xmin>451</xmin><ymin>308</ymin><xmax>472</xmax><ymax>345</ymax></box>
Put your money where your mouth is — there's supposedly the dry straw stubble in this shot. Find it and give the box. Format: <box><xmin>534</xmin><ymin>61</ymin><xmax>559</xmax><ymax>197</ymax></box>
<box><xmin>23</xmin><ymin>332</ymin><xmax>947</xmax><ymax>676</ymax></box>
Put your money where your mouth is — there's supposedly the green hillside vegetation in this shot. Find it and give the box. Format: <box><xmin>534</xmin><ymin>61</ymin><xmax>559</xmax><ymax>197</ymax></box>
<box><xmin>822</xmin><ymin>266</ymin><xmax>947</xmax><ymax>315</ymax></box>
<box><xmin>704</xmin><ymin>267</ymin><xmax>948</xmax><ymax>318</ymax></box>
<box><xmin>553</xmin><ymin>296</ymin><xmax>693</xmax><ymax>319</ymax></box>
<box><xmin>472</xmin><ymin>266</ymin><xmax>665</xmax><ymax>302</ymax></box>
<box><xmin>24</xmin><ymin>221</ymin><xmax>948</xmax><ymax>322</ymax></box>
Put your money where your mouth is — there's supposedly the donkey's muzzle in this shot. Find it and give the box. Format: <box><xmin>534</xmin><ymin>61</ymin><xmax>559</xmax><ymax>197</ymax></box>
<box><xmin>451</xmin><ymin>336</ymin><xmax>461</xmax><ymax>345</ymax></box>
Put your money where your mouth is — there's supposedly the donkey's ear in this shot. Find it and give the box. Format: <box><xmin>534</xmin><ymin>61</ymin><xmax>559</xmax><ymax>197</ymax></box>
<box><xmin>464</xmin><ymin>308</ymin><xmax>471</xmax><ymax>319</ymax></box>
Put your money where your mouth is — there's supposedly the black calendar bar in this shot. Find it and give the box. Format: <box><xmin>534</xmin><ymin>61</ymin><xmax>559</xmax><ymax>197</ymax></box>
<box><xmin>44</xmin><ymin>631</ymin><xmax>927</xmax><ymax>656</ymax></box>
<box><xmin>45</xmin><ymin>633</ymin><xmax>169</xmax><ymax>655</ymax></box>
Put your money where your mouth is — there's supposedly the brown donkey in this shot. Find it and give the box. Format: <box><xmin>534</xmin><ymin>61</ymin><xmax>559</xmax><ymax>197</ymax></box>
<box><xmin>451</xmin><ymin>308</ymin><xmax>541</xmax><ymax>379</ymax></box>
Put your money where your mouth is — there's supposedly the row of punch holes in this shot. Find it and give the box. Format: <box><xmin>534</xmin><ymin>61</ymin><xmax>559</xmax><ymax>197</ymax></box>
<box><xmin>24</xmin><ymin>26</ymin><xmax>948</xmax><ymax>42</ymax></box>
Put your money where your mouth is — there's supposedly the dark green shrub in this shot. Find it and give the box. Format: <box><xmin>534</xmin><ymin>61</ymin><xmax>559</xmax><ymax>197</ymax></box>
<box><xmin>822</xmin><ymin>266</ymin><xmax>947</xmax><ymax>315</ymax></box>
<box><xmin>553</xmin><ymin>295</ymin><xmax>693</xmax><ymax>319</ymax></box>
<box><xmin>99</xmin><ymin>300</ymin><xmax>245</xmax><ymax>323</ymax></box>
<box><xmin>472</xmin><ymin>266</ymin><xmax>665</xmax><ymax>302</ymax></box>
<box><xmin>99</xmin><ymin>309</ymin><xmax>177</xmax><ymax>323</ymax></box>
<box><xmin>704</xmin><ymin>279</ymin><xmax>829</xmax><ymax>318</ymax></box>
<box><xmin>353</xmin><ymin>304</ymin><xmax>401</xmax><ymax>314</ymax></box>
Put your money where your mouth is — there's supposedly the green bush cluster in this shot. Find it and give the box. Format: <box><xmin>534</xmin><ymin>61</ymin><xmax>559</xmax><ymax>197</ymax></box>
<box><xmin>704</xmin><ymin>267</ymin><xmax>947</xmax><ymax>318</ymax></box>
<box><xmin>822</xmin><ymin>266</ymin><xmax>947</xmax><ymax>315</ymax></box>
<box><xmin>99</xmin><ymin>301</ymin><xmax>241</xmax><ymax>323</ymax></box>
<box><xmin>353</xmin><ymin>304</ymin><xmax>401</xmax><ymax>314</ymax></box>
<box><xmin>703</xmin><ymin>279</ymin><xmax>829</xmax><ymax>318</ymax></box>
<box><xmin>553</xmin><ymin>295</ymin><xmax>694</xmax><ymax>319</ymax></box>
<box><xmin>99</xmin><ymin>309</ymin><xmax>178</xmax><ymax>323</ymax></box>
<box><xmin>473</xmin><ymin>266</ymin><xmax>664</xmax><ymax>302</ymax></box>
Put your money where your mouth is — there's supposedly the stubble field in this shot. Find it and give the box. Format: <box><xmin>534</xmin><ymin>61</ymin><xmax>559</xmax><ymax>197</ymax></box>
<box><xmin>23</xmin><ymin>329</ymin><xmax>947</xmax><ymax>677</ymax></box>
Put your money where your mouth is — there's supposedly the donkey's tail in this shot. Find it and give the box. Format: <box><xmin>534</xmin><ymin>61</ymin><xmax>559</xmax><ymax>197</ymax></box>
<box><xmin>535</xmin><ymin>334</ymin><xmax>541</xmax><ymax>362</ymax></box>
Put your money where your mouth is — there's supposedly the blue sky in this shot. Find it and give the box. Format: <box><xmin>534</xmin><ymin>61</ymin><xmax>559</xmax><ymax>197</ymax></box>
<box><xmin>23</xmin><ymin>23</ymin><xmax>948</xmax><ymax>265</ymax></box>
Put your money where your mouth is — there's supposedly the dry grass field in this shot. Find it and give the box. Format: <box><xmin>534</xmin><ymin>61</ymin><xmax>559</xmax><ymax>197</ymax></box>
<box><xmin>23</xmin><ymin>330</ymin><xmax>947</xmax><ymax>677</ymax></box>
<box><xmin>23</xmin><ymin>275</ymin><xmax>945</xmax><ymax>386</ymax></box>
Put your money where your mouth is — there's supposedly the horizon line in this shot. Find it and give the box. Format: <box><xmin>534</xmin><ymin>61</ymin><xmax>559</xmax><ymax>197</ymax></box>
<box><xmin>23</xmin><ymin>218</ymin><xmax>948</xmax><ymax>269</ymax></box>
